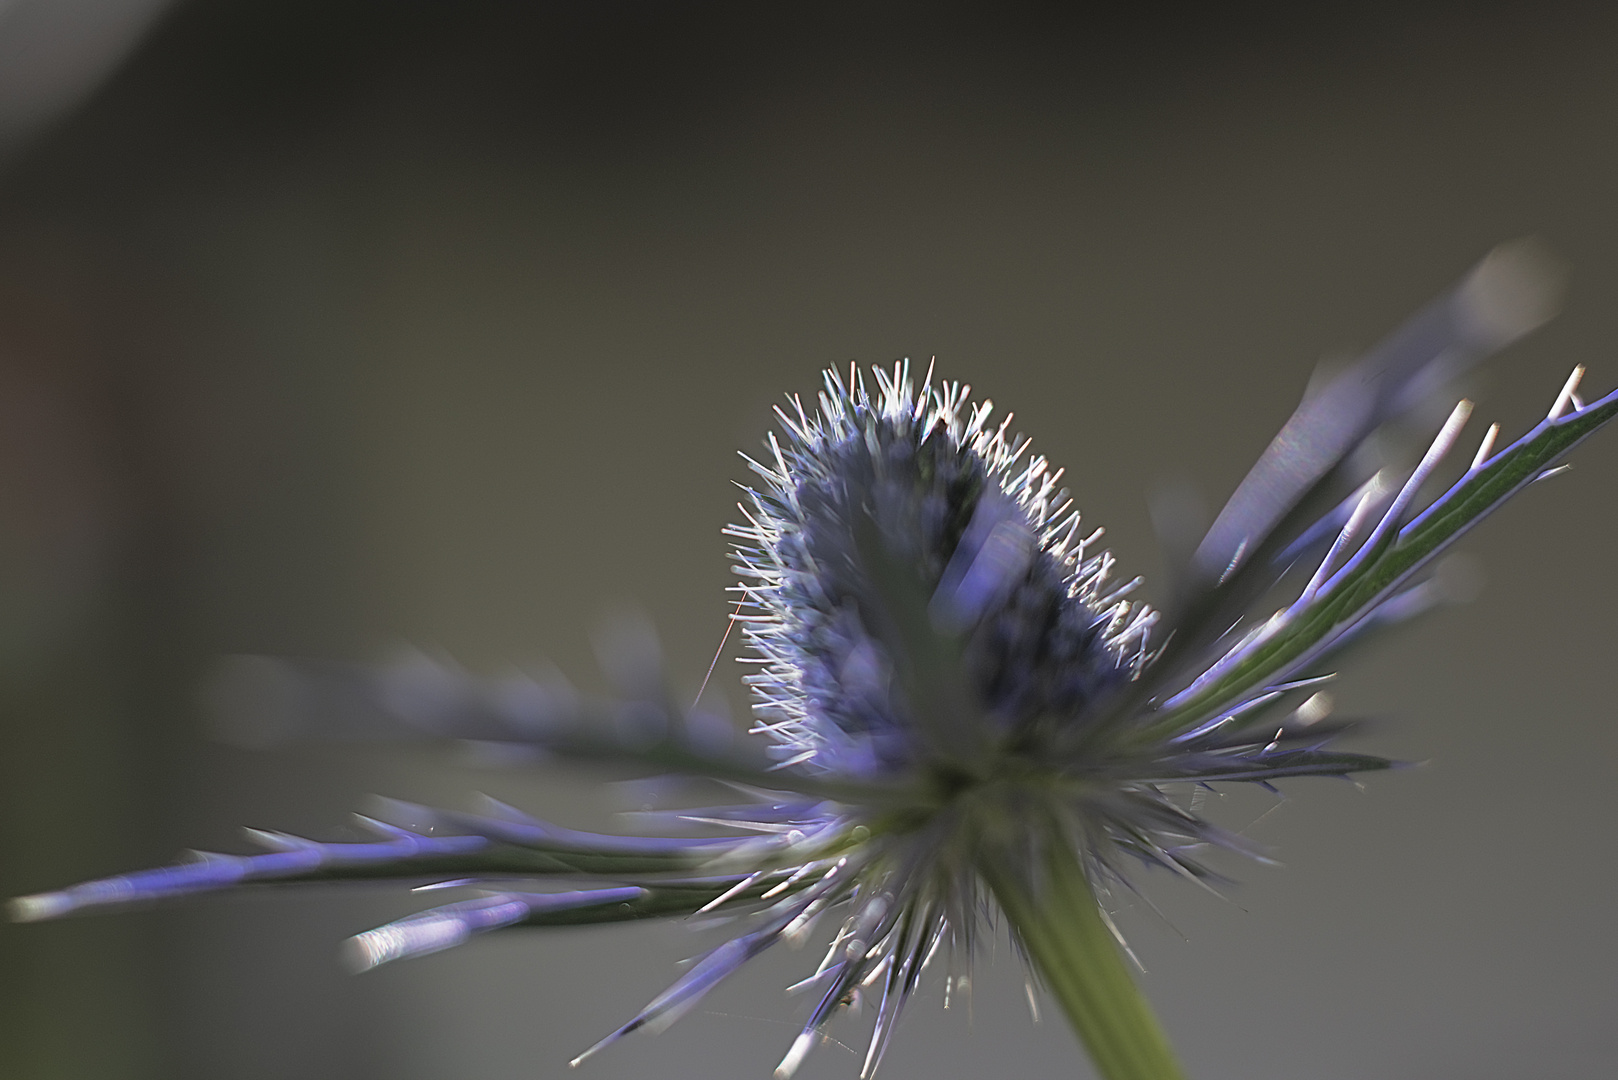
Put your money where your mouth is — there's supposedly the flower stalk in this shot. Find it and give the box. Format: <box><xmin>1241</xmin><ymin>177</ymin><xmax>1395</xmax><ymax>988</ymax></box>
<box><xmin>981</xmin><ymin>835</ymin><xmax>1186</xmax><ymax>1080</ymax></box>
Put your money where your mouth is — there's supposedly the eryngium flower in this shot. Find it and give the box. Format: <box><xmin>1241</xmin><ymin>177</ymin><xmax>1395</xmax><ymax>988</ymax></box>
<box><xmin>12</xmin><ymin>242</ymin><xmax>1616</xmax><ymax>1080</ymax></box>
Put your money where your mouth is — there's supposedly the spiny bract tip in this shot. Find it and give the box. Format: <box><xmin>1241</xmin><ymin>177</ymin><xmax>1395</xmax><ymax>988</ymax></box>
<box><xmin>7</xmin><ymin>892</ymin><xmax>72</xmax><ymax>923</ymax></box>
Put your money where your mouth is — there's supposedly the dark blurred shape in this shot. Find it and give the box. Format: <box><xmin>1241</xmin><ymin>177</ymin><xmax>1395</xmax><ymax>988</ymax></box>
<box><xmin>1194</xmin><ymin>238</ymin><xmax>1563</xmax><ymax>586</ymax></box>
<box><xmin>1151</xmin><ymin>239</ymin><xmax>1565</xmax><ymax>687</ymax></box>
<box><xmin>0</xmin><ymin>0</ymin><xmax>172</xmax><ymax>153</ymax></box>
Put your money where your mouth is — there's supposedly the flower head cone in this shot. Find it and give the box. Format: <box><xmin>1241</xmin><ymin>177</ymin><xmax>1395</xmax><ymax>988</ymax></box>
<box><xmin>12</xmin><ymin>243</ymin><xmax>1618</xmax><ymax>1080</ymax></box>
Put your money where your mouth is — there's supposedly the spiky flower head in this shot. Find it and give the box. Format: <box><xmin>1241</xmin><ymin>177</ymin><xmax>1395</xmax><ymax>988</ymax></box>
<box><xmin>731</xmin><ymin>362</ymin><xmax>1155</xmax><ymax>778</ymax></box>
<box><xmin>12</xmin><ymin>243</ymin><xmax>1616</xmax><ymax>1080</ymax></box>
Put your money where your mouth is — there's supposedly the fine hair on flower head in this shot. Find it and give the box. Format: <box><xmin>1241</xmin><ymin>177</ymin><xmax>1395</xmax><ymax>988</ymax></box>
<box><xmin>12</xmin><ymin>240</ymin><xmax>1617</xmax><ymax>1080</ymax></box>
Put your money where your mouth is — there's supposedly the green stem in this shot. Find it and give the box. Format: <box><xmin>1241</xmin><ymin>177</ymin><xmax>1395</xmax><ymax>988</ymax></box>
<box><xmin>980</xmin><ymin>841</ymin><xmax>1188</xmax><ymax>1080</ymax></box>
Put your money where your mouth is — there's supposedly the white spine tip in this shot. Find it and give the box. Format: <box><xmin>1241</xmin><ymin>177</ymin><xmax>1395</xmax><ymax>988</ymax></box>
<box><xmin>1470</xmin><ymin>422</ymin><xmax>1501</xmax><ymax>472</ymax></box>
<box><xmin>775</xmin><ymin>1032</ymin><xmax>817</xmax><ymax>1079</ymax></box>
<box><xmin>1296</xmin><ymin>691</ymin><xmax>1334</xmax><ymax>726</ymax></box>
<box><xmin>569</xmin><ymin>1033</ymin><xmax>615</xmax><ymax>1069</ymax></box>
<box><xmin>341</xmin><ymin>917</ymin><xmax>469</xmax><ymax>974</ymax></box>
<box><xmin>1549</xmin><ymin>366</ymin><xmax>1587</xmax><ymax>421</ymax></box>
<box><xmin>340</xmin><ymin>932</ymin><xmax>390</xmax><ymax>974</ymax></box>
<box><xmin>7</xmin><ymin>892</ymin><xmax>72</xmax><ymax>923</ymax></box>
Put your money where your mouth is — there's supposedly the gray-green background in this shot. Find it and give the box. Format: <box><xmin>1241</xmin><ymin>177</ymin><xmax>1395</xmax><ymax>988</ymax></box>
<box><xmin>2</xmin><ymin>3</ymin><xmax>1616</xmax><ymax>1077</ymax></box>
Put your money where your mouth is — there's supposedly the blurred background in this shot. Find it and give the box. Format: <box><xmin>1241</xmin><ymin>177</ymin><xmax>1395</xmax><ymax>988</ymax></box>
<box><xmin>2</xmin><ymin>2</ymin><xmax>1617</xmax><ymax>1078</ymax></box>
